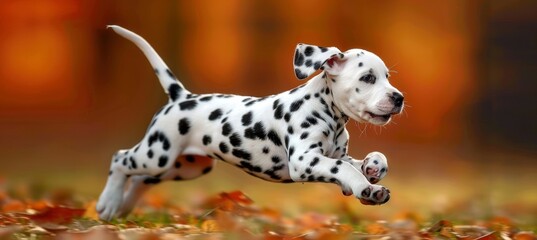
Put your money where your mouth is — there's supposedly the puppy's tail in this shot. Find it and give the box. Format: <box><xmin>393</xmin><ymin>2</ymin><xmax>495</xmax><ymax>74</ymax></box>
<box><xmin>107</xmin><ymin>25</ymin><xmax>190</xmax><ymax>101</ymax></box>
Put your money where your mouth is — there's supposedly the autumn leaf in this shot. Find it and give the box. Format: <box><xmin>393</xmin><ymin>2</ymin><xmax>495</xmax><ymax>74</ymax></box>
<box><xmin>24</xmin><ymin>205</ymin><xmax>86</xmax><ymax>224</ymax></box>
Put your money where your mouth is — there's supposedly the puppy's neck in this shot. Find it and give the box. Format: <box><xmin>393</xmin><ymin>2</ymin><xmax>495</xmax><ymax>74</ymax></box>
<box><xmin>300</xmin><ymin>73</ymin><xmax>349</xmax><ymax>124</ymax></box>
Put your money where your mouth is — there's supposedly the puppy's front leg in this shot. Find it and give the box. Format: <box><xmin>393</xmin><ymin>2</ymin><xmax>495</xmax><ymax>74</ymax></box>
<box><xmin>289</xmin><ymin>147</ymin><xmax>390</xmax><ymax>205</ymax></box>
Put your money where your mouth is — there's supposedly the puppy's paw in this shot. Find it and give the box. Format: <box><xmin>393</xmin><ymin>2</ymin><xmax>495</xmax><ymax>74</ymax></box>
<box><xmin>96</xmin><ymin>189</ymin><xmax>123</xmax><ymax>221</ymax></box>
<box><xmin>361</xmin><ymin>152</ymin><xmax>388</xmax><ymax>184</ymax></box>
<box><xmin>357</xmin><ymin>184</ymin><xmax>390</xmax><ymax>205</ymax></box>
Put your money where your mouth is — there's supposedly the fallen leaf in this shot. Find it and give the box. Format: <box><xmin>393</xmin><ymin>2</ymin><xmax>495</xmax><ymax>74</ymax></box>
<box><xmin>201</xmin><ymin>219</ymin><xmax>221</xmax><ymax>232</ymax></box>
<box><xmin>82</xmin><ymin>200</ymin><xmax>100</xmax><ymax>221</ymax></box>
<box><xmin>513</xmin><ymin>231</ymin><xmax>536</xmax><ymax>240</ymax></box>
<box><xmin>1</xmin><ymin>199</ymin><xmax>26</xmax><ymax>212</ymax></box>
<box><xmin>365</xmin><ymin>221</ymin><xmax>389</xmax><ymax>235</ymax></box>
<box><xmin>26</xmin><ymin>206</ymin><xmax>86</xmax><ymax>224</ymax></box>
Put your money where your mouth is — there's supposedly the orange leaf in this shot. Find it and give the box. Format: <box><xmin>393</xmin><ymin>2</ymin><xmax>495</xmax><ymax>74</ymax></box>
<box><xmin>1</xmin><ymin>200</ymin><xmax>26</xmax><ymax>212</ymax></box>
<box><xmin>365</xmin><ymin>222</ymin><xmax>389</xmax><ymax>235</ymax></box>
<box><xmin>82</xmin><ymin>200</ymin><xmax>100</xmax><ymax>221</ymax></box>
<box><xmin>221</xmin><ymin>191</ymin><xmax>253</xmax><ymax>205</ymax></box>
<box><xmin>514</xmin><ymin>231</ymin><xmax>536</xmax><ymax>240</ymax></box>
<box><xmin>26</xmin><ymin>206</ymin><xmax>85</xmax><ymax>224</ymax></box>
<box><xmin>201</xmin><ymin>219</ymin><xmax>221</xmax><ymax>232</ymax></box>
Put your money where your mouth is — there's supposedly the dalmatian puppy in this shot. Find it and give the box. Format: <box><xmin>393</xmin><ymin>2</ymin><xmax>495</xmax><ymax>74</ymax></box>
<box><xmin>97</xmin><ymin>26</ymin><xmax>403</xmax><ymax>220</ymax></box>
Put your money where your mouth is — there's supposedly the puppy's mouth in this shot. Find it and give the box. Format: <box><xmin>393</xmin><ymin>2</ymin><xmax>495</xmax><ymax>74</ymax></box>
<box><xmin>365</xmin><ymin>111</ymin><xmax>392</xmax><ymax>123</ymax></box>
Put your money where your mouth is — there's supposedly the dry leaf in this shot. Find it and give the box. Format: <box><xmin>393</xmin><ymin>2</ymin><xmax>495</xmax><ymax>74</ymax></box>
<box><xmin>26</xmin><ymin>206</ymin><xmax>86</xmax><ymax>224</ymax></box>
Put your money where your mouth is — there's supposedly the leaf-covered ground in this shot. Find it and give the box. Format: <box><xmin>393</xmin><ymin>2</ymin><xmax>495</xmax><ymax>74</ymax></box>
<box><xmin>0</xmin><ymin>186</ymin><xmax>535</xmax><ymax>240</ymax></box>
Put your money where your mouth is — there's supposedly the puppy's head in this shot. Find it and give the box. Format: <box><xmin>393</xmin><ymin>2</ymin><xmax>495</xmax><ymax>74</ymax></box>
<box><xmin>293</xmin><ymin>44</ymin><xmax>404</xmax><ymax>125</ymax></box>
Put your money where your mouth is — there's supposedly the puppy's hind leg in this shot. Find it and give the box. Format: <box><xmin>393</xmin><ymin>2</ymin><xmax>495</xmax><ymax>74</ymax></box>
<box><xmin>96</xmin><ymin>149</ymin><xmax>132</xmax><ymax>221</ymax></box>
<box><xmin>97</xmin><ymin>136</ymin><xmax>182</xmax><ymax>220</ymax></box>
<box><xmin>118</xmin><ymin>155</ymin><xmax>216</xmax><ymax>217</ymax></box>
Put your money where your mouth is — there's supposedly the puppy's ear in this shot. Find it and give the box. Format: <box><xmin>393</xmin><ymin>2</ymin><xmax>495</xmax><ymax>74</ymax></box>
<box><xmin>293</xmin><ymin>43</ymin><xmax>342</xmax><ymax>80</ymax></box>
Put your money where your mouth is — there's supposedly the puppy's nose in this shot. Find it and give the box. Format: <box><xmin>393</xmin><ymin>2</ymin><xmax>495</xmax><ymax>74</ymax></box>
<box><xmin>390</xmin><ymin>92</ymin><xmax>404</xmax><ymax>108</ymax></box>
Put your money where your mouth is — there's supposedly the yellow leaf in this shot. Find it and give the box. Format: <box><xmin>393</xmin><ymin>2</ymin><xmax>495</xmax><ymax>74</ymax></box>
<box><xmin>201</xmin><ymin>219</ymin><xmax>220</xmax><ymax>232</ymax></box>
<box><xmin>83</xmin><ymin>200</ymin><xmax>100</xmax><ymax>221</ymax></box>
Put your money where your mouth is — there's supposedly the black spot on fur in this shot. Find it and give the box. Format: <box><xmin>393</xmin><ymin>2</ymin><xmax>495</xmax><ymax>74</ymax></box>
<box><xmin>222</xmin><ymin>123</ymin><xmax>233</xmax><ymax>136</ymax></box>
<box><xmin>294</xmin><ymin>50</ymin><xmax>305</xmax><ymax>66</ymax></box>
<box><xmin>199</xmin><ymin>96</ymin><xmax>213</xmax><ymax>102</ymax></box>
<box><xmin>245</xmin><ymin>99</ymin><xmax>256</xmax><ymax>106</ymax></box>
<box><xmin>300</xmin><ymin>132</ymin><xmax>309</xmax><ymax>139</ymax></box>
<box><xmin>319</xmin><ymin>47</ymin><xmax>328</xmax><ymax>52</ymax></box>
<box><xmin>202</xmin><ymin>135</ymin><xmax>212</xmax><ymax>145</ymax></box>
<box><xmin>229</xmin><ymin>133</ymin><xmax>242</xmax><ymax>147</ymax></box>
<box><xmin>273</xmin><ymin>99</ymin><xmax>280</xmax><ymax>110</ymax></box>
<box><xmin>168</xmin><ymin>83</ymin><xmax>181</xmax><ymax>101</ymax></box>
<box><xmin>295</xmin><ymin>68</ymin><xmax>308</xmax><ymax>79</ymax></box>
<box><xmin>244</xmin><ymin>128</ymin><xmax>255</xmax><ymax>139</ymax></box>
<box><xmin>274</xmin><ymin>104</ymin><xmax>284</xmax><ymax>119</ymax></box>
<box><xmin>158</xmin><ymin>155</ymin><xmax>168</xmax><ymax>167</ymax></box>
<box><xmin>179</xmin><ymin>100</ymin><xmax>197</xmax><ymax>110</ymax></box>
<box><xmin>164</xmin><ymin>105</ymin><xmax>174</xmax><ymax>115</ymax></box>
<box><xmin>240</xmin><ymin>161</ymin><xmax>262</xmax><ymax>173</ymax></box>
<box><xmin>232</xmin><ymin>149</ymin><xmax>252</xmax><ymax>160</ymax></box>
<box><xmin>162</xmin><ymin>139</ymin><xmax>170</xmax><ymax>151</ymax></box>
<box><xmin>263</xmin><ymin>147</ymin><xmax>270</xmax><ymax>154</ymax></box>
<box><xmin>202</xmin><ymin>167</ymin><xmax>213</xmax><ymax>174</ymax></box>
<box><xmin>358</xmin><ymin>62</ymin><xmax>363</xmax><ymax>67</ymax></box>
<box><xmin>271</xmin><ymin>156</ymin><xmax>281</xmax><ymax>163</ymax></box>
<box><xmin>241</xmin><ymin>111</ymin><xmax>253</xmax><ymax>126</ymax></box>
<box><xmin>355</xmin><ymin>88</ymin><xmax>360</xmax><ymax>93</ymax></box>
<box><xmin>310</xmin><ymin>157</ymin><xmax>319</xmax><ymax>167</ymax></box>
<box><xmin>306</xmin><ymin>117</ymin><xmax>318</xmax><ymax>125</ymax></box>
<box><xmin>301</xmin><ymin>121</ymin><xmax>311</xmax><ymax>128</ymax></box>
<box><xmin>129</xmin><ymin>157</ymin><xmax>137</xmax><ymax>169</ymax></box>
<box><xmin>304</xmin><ymin>46</ymin><xmax>314</xmax><ymax>56</ymax></box>
<box><xmin>219</xmin><ymin>142</ymin><xmax>229</xmax><ymax>153</ymax></box>
<box><xmin>166</xmin><ymin>69</ymin><xmax>176</xmax><ymax>79</ymax></box>
<box><xmin>289</xmin><ymin>146</ymin><xmax>295</xmax><ymax>156</ymax></box>
<box><xmin>147</xmin><ymin>149</ymin><xmax>154</xmax><ymax>158</ymax></box>
<box><xmin>290</xmin><ymin>99</ymin><xmax>304</xmax><ymax>112</ymax></box>
<box><xmin>208</xmin><ymin>109</ymin><xmax>223</xmax><ymax>120</ymax></box>
<box><xmin>330</xmin><ymin>166</ymin><xmax>339</xmax><ymax>174</ymax></box>
<box><xmin>305</xmin><ymin>59</ymin><xmax>312</xmax><ymax>67</ymax></box>
<box><xmin>284</xmin><ymin>113</ymin><xmax>291</xmax><ymax>122</ymax></box>
<box><xmin>313</xmin><ymin>61</ymin><xmax>321</xmax><ymax>70</ymax></box>
<box><xmin>253</xmin><ymin>122</ymin><xmax>267</xmax><ymax>140</ymax></box>
<box><xmin>144</xmin><ymin>178</ymin><xmax>161</xmax><ymax>184</ymax></box>
<box><xmin>267</xmin><ymin>130</ymin><xmax>282</xmax><ymax>146</ymax></box>
<box><xmin>178</xmin><ymin>118</ymin><xmax>191</xmax><ymax>135</ymax></box>
<box><xmin>186</xmin><ymin>155</ymin><xmax>195</xmax><ymax>163</ymax></box>
<box><xmin>287</xmin><ymin>126</ymin><xmax>294</xmax><ymax>134</ymax></box>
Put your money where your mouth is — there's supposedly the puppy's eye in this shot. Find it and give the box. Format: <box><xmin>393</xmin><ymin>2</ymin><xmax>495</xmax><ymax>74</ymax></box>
<box><xmin>359</xmin><ymin>74</ymin><xmax>376</xmax><ymax>84</ymax></box>
<box><xmin>381</xmin><ymin>168</ymin><xmax>386</xmax><ymax>173</ymax></box>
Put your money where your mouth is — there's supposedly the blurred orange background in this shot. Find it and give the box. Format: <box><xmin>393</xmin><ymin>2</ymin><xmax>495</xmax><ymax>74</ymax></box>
<box><xmin>0</xmin><ymin>0</ymin><xmax>535</xmax><ymax>225</ymax></box>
